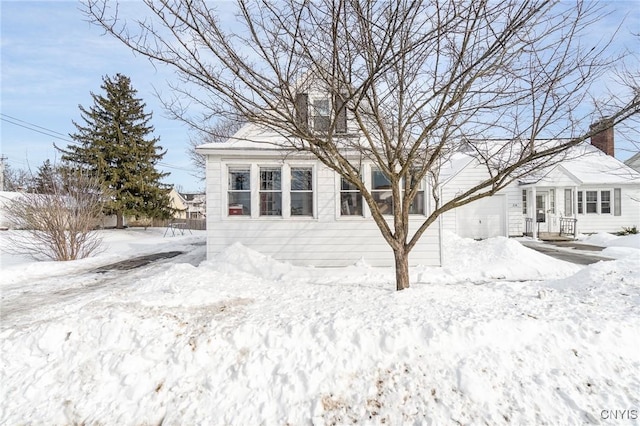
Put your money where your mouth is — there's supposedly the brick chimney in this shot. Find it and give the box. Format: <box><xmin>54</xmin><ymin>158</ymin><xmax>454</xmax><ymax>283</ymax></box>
<box><xmin>590</xmin><ymin>119</ymin><xmax>614</xmax><ymax>156</ymax></box>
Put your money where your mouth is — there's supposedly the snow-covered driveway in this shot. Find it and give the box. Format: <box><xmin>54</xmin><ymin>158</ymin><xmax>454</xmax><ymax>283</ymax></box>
<box><xmin>1</xmin><ymin>229</ymin><xmax>639</xmax><ymax>425</ymax></box>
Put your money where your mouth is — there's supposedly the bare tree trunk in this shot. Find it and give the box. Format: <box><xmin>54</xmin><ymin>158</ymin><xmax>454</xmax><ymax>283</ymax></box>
<box><xmin>116</xmin><ymin>212</ymin><xmax>124</xmax><ymax>229</ymax></box>
<box><xmin>393</xmin><ymin>247</ymin><xmax>410</xmax><ymax>291</ymax></box>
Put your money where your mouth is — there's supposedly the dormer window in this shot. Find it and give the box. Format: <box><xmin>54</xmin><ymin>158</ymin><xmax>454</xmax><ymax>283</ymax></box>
<box><xmin>312</xmin><ymin>98</ymin><xmax>331</xmax><ymax>132</ymax></box>
<box><xmin>295</xmin><ymin>92</ymin><xmax>347</xmax><ymax>134</ymax></box>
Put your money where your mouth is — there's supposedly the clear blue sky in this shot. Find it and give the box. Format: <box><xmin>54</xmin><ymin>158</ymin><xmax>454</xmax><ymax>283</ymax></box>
<box><xmin>1</xmin><ymin>1</ymin><xmax>639</xmax><ymax>193</ymax></box>
<box><xmin>1</xmin><ymin>1</ymin><xmax>199</xmax><ymax>191</ymax></box>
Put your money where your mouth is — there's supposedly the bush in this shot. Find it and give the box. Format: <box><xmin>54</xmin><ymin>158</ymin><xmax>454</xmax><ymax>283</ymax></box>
<box><xmin>1</xmin><ymin>170</ymin><xmax>106</xmax><ymax>261</ymax></box>
<box><xmin>616</xmin><ymin>226</ymin><xmax>638</xmax><ymax>236</ymax></box>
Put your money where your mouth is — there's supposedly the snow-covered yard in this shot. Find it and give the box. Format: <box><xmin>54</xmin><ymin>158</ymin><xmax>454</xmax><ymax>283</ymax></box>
<box><xmin>1</xmin><ymin>228</ymin><xmax>639</xmax><ymax>425</ymax></box>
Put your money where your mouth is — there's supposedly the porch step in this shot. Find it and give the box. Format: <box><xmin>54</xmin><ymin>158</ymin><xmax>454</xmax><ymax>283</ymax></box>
<box><xmin>537</xmin><ymin>232</ymin><xmax>574</xmax><ymax>242</ymax></box>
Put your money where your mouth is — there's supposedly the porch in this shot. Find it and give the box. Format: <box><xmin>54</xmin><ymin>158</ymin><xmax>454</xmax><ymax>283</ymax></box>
<box><xmin>521</xmin><ymin>183</ymin><xmax>579</xmax><ymax>239</ymax></box>
<box><xmin>524</xmin><ymin>217</ymin><xmax>577</xmax><ymax>240</ymax></box>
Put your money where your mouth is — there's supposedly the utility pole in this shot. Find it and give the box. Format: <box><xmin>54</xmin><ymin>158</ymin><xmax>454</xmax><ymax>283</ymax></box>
<box><xmin>0</xmin><ymin>155</ymin><xmax>6</xmax><ymax>191</ymax></box>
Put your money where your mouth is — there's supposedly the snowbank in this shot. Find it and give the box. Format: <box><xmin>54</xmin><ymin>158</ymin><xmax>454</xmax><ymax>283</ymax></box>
<box><xmin>1</xmin><ymin>231</ymin><xmax>638</xmax><ymax>425</ymax></box>
<box><xmin>578</xmin><ymin>232</ymin><xmax>640</xmax><ymax>260</ymax></box>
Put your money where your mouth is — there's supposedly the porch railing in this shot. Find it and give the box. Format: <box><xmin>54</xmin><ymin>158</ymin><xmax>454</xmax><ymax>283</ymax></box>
<box><xmin>524</xmin><ymin>217</ymin><xmax>535</xmax><ymax>237</ymax></box>
<box><xmin>559</xmin><ymin>217</ymin><xmax>577</xmax><ymax>237</ymax></box>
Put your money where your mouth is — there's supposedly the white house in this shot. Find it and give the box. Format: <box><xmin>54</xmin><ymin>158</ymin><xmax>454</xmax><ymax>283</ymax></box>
<box><xmin>196</xmin><ymin>124</ymin><xmax>442</xmax><ymax>267</ymax></box>
<box><xmin>439</xmin><ymin>131</ymin><xmax>640</xmax><ymax>240</ymax></box>
<box><xmin>197</xmin><ymin>119</ymin><xmax>640</xmax><ymax>267</ymax></box>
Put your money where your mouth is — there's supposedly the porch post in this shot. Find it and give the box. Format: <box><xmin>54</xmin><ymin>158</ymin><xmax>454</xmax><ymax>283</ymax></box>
<box><xmin>573</xmin><ymin>186</ymin><xmax>579</xmax><ymax>236</ymax></box>
<box><xmin>531</xmin><ymin>186</ymin><xmax>537</xmax><ymax>240</ymax></box>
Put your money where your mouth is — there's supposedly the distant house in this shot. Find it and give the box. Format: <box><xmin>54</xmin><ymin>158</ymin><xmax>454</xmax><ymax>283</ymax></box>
<box><xmin>179</xmin><ymin>192</ymin><xmax>206</xmax><ymax>219</ymax></box>
<box><xmin>624</xmin><ymin>151</ymin><xmax>640</xmax><ymax>173</ymax></box>
<box><xmin>168</xmin><ymin>188</ymin><xmax>188</xmax><ymax>219</ymax></box>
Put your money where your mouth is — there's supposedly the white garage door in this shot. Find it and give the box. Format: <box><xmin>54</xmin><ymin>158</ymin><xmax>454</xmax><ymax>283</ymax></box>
<box><xmin>455</xmin><ymin>195</ymin><xmax>506</xmax><ymax>239</ymax></box>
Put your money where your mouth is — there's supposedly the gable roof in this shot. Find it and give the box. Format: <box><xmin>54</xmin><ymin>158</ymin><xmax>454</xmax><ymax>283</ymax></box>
<box><xmin>624</xmin><ymin>151</ymin><xmax>640</xmax><ymax>172</ymax></box>
<box><xmin>521</xmin><ymin>143</ymin><xmax>640</xmax><ymax>186</ymax></box>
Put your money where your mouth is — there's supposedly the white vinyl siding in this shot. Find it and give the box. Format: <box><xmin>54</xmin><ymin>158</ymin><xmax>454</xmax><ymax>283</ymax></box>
<box><xmin>203</xmin><ymin>156</ymin><xmax>440</xmax><ymax>267</ymax></box>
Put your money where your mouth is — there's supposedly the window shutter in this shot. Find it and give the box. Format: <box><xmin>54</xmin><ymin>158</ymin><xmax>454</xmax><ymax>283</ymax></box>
<box><xmin>564</xmin><ymin>189</ymin><xmax>572</xmax><ymax>216</ymax></box>
<box><xmin>335</xmin><ymin>92</ymin><xmax>347</xmax><ymax>134</ymax></box>
<box><xmin>295</xmin><ymin>93</ymin><xmax>308</xmax><ymax>129</ymax></box>
<box><xmin>614</xmin><ymin>188</ymin><xmax>621</xmax><ymax>216</ymax></box>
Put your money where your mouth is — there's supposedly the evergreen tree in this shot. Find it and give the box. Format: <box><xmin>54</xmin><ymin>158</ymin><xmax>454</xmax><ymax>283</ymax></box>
<box><xmin>59</xmin><ymin>74</ymin><xmax>173</xmax><ymax>228</ymax></box>
<box><xmin>34</xmin><ymin>159</ymin><xmax>56</xmax><ymax>194</ymax></box>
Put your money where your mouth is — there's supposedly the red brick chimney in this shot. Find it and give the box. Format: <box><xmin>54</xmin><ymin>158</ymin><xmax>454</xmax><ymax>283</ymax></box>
<box><xmin>590</xmin><ymin>119</ymin><xmax>614</xmax><ymax>156</ymax></box>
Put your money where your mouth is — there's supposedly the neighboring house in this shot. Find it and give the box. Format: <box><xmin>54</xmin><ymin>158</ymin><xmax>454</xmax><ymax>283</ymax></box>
<box><xmin>180</xmin><ymin>192</ymin><xmax>206</xmax><ymax>219</ymax></box>
<box><xmin>168</xmin><ymin>188</ymin><xmax>188</xmax><ymax>219</ymax></box>
<box><xmin>624</xmin><ymin>151</ymin><xmax>640</xmax><ymax>173</ymax></box>
<box><xmin>439</xmin><ymin>128</ymin><xmax>640</xmax><ymax>239</ymax></box>
<box><xmin>196</xmin><ymin>124</ymin><xmax>441</xmax><ymax>267</ymax></box>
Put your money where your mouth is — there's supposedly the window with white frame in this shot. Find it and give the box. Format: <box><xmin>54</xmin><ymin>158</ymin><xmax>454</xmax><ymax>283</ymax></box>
<box><xmin>600</xmin><ymin>190</ymin><xmax>611</xmax><ymax>214</ymax></box>
<box><xmin>522</xmin><ymin>190</ymin><xmax>527</xmax><ymax>214</ymax></box>
<box><xmin>291</xmin><ymin>167</ymin><xmax>313</xmax><ymax>216</ymax></box>
<box><xmin>312</xmin><ymin>98</ymin><xmax>330</xmax><ymax>132</ymax></box>
<box><xmin>585</xmin><ymin>191</ymin><xmax>597</xmax><ymax>214</ymax></box>
<box><xmin>549</xmin><ymin>189</ymin><xmax>555</xmax><ymax>214</ymax></box>
<box><xmin>404</xmin><ymin>174</ymin><xmax>425</xmax><ymax>215</ymax></box>
<box><xmin>370</xmin><ymin>168</ymin><xmax>425</xmax><ymax>215</ymax></box>
<box><xmin>340</xmin><ymin>177</ymin><xmax>363</xmax><ymax>216</ymax></box>
<box><xmin>228</xmin><ymin>167</ymin><xmax>251</xmax><ymax>216</ymax></box>
<box><xmin>577</xmin><ymin>192</ymin><xmax>583</xmax><ymax>214</ymax></box>
<box><xmin>260</xmin><ymin>167</ymin><xmax>282</xmax><ymax>216</ymax></box>
<box><xmin>371</xmin><ymin>168</ymin><xmax>393</xmax><ymax>214</ymax></box>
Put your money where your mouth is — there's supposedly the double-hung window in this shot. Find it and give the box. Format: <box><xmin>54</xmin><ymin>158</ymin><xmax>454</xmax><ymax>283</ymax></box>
<box><xmin>228</xmin><ymin>167</ymin><xmax>251</xmax><ymax>216</ymax></box>
<box><xmin>340</xmin><ymin>177</ymin><xmax>363</xmax><ymax>216</ymax></box>
<box><xmin>404</xmin><ymin>174</ymin><xmax>425</xmax><ymax>215</ymax></box>
<box><xmin>260</xmin><ymin>167</ymin><xmax>282</xmax><ymax>216</ymax></box>
<box><xmin>291</xmin><ymin>167</ymin><xmax>313</xmax><ymax>216</ymax></box>
<box><xmin>577</xmin><ymin>192</ymin><xmax>583</xmax><ymax>214</ymax></box>
<box><xmin>371</xmin><ymin>168</ymin><xmax>393</xmax><ymax>215</ymax></box>
<box><xmin>312</xmin><ymin>99</ymin><xmax>330</xmax><ymax>132</ymax></box>
<box><xmin>585</xmin><ymin>191</ymin><xmax>598</xmax><ymax>214</ymax></box>
<box><xmin>600</xmin><ymin>190</ymin><xmax>611</xmax><ymax>214</ymax></box>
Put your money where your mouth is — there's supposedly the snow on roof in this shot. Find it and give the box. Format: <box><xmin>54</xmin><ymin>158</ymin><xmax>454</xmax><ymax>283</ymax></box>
<box><xmin>523</xmin><ymin>143</ymin><xmax>640</xmax><ymax>185</ymax></box>
<box><xmin>437</xmin><ymin>152</ymin><xmax>475</xmax><ymax>184</ymax></box>
<box><xmin>196</xmin><ymin>123</ymin><xmax>292</xmax><ymax>151</ymax></box>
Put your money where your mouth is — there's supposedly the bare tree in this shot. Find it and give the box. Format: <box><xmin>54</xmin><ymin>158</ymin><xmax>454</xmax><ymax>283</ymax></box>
<box><xmin>83</xmin><ymin>0</ymin><xmax>639</xmax><ymax>290</ymax></box>
<box><xmin>1</xmin><ymin>169</ymin><xmax>106</xmax><ymax>261</ymax></box>
<box><xmin>187</xmin><ymin>117</ymin><xmax>244</xmax><ymax>180</ymax></box>
<box><xmin>1</xmin><ymin>163</ymin><xmax>33</xmax><ymax>192</ymax></box>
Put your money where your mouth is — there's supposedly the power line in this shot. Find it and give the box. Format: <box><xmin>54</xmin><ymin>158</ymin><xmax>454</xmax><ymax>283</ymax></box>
<box><xmin>2</xmin><ymin>114</ymin><xmax>194</xmax><ymax>173</ymax></box>
<box><xmin>0</xmin><ymin>114</ymin><xmax>74</xmax><ymax>143</ymax></box>
<box><xmin>0</xmin><ymin>113</ymin><xmax>69</xmax><ymax>137</ymax></box>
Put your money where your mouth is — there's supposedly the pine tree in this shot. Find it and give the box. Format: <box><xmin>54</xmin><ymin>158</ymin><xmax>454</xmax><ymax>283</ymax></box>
<box><xmin>59</xmin><ymin>74</ymin><xmax>173</xmax><ymax>228</ymax></box>
<box><xmin>34</xmin><ymin>159</ymin><xmax>56</xmax><ymax>194</ymax></box>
